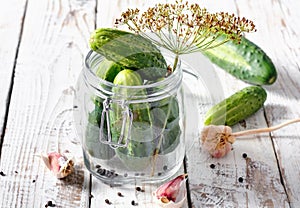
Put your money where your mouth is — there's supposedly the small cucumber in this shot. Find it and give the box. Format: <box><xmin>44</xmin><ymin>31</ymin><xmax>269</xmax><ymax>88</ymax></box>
<box><xmin>201</xmin><ymin>36</ymin><xmax>277</xmax><ymax>85</ymax></box>
<box><xmin>204</xmin><ymin>86</ymin><xmax>267</xmax><ymax>126</ymax></box>
<box><xmin>96</xmin><ymin>58</ymin><xmax>123</xmax><ymax>82</ymax></box>
<box><xmin>90</xmin><ymin>28</ymin><xmax>167</xmax><ymax>80</ymax></box>
<box><xmin>110</xmin><ymin>70</ymin><xmax>155</xmax><ymax>159</ymax></box>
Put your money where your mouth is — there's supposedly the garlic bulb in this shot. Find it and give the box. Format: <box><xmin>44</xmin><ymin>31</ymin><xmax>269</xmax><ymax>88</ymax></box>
<box><xmin>201</xmin><ymin>118</ymin><xmax>300</xmax><ymax>158</ymax></box>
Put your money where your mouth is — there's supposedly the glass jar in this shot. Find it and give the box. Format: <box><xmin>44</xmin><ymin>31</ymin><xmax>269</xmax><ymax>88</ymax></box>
<box><xmin>74</xmin><ymin>50</ymin><xmax>185</xmax><ymax>185</ymax></box>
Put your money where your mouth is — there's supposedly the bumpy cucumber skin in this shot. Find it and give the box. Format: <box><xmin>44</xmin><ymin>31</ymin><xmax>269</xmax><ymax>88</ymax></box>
<box><xmin>90</xmin><ymin>28</ymin><xmax>167</xmax><ymax>80</ymax></box>
<box><xmin>202</xmin><ymin>36</ymin><xmax>277</xmax><ymax>85</ymax></box>
<box><xmin>204</xmin><ymin>86</ymin><xmax>267</xmax><ymax>126</ymax></box>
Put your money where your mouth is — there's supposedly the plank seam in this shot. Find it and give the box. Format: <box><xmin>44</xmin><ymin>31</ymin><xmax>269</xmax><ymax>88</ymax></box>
<box><xmin>183</xmin><ymin>155</ymin><xmax>193</xmax><ymax>208</ymax></box>
<box><xmin>263</xmin><ymin>106</ymin><xmax>291</xmax><ymax>207</ymax></box>
<box><xmin>0</xmin><ymin>0</ymin><xmax>29</xmax><ymax>157</ymax></box>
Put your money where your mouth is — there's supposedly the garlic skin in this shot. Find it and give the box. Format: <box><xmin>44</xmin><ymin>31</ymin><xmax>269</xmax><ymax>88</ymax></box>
<box><xmin>154</xmin><ymin>174</ymin><xmax>187</xmax><ymax>208</ymax></box>
<box><xmin>201</xmin><ymin>125</ymin><xmax>236</xmax><ymax>158</ymax></box>
<box><xmin>41</xmin><ymin>152</ymin><xmax>74</xmax><ymax>179</ymax></box>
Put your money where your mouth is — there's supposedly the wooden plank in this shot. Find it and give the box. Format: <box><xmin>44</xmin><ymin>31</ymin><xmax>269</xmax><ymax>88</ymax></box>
<box><xmin>0</xmin><ymin>0</ymin><xmax>96</xmax><ymax>207</ymax></box>
<box><xmin>235</xmin><ymin>0</ymin><xmax>300</xmax><ymax>207</ymax></box>
<box><xmin>0</xmin><ymin>0</ymin><xmax>26</xmax><ymax>140</ymax></box>
<box><xmin>91</xmin><ymin>1</ymin><xmax>188</xmax><ymax>207</ymax></box>
<box><xmin>93</xmin><ymin>0</ymin><xmax>290</xmax><ymax>207</ymax></box>
<box><xmin>183</xmin><ymin>0</ymin><xmax>290</xmax><ymax>207</ymax></box>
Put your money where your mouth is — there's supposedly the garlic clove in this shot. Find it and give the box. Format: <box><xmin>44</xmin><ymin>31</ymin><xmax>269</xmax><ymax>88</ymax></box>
<box><xmin>154</xmin><ymin>174</ymin><xmax>187</xmax><ymax>207</ymax></box>
<box><xmin>41</xmin><ymin>152</ymin><xmax>74</xmax><ymax>179</ymax></box>
<box><xmin>201</xmin><ymin>125</ymin><xmax>236</xmax><ymax>158</ymax></box>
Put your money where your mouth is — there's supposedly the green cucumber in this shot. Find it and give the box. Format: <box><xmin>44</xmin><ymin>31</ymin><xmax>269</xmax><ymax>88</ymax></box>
<box><xmin>89</xmin><ymin>28</ymin><xmax>167</xmax><ymax>80</ymax></box>
<box><xmin>85</xmin><ymin>105</ymin><xmax>116</xmax><ymax>160</ymax></box>
<box><xmin>96</xmin><ymin>58</ymin><xmax>123</xmax><ymax>82</ymax></box>
<box><xmin>110</xmin><ymin>70</ymin><xmax>155</xmax><ymax>159</ymax></box>
<box><xmin>204</xmin><ymin>86</ymin><xmax>267</xmax><ymax>126</ymax></box>
<box><xmin>201</xmin><ymin>36</ymin><xmax>277</xmax><ymax>85</ymax></box>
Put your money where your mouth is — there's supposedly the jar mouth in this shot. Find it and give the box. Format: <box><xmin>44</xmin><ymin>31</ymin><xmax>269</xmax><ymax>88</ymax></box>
<box><xmin>84</xmin><ymin>50</ymin><xmax>182</xmax><ymax>89</ymax></box>
<box><xmin>83</xmin><ymin>50</ymin><xmax>182</xmax><ymax>101</ymax></box>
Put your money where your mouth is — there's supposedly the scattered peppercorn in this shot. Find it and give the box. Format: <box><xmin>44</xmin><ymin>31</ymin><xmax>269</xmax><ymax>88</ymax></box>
<box><xmin>210</xmin><ymin>164</ymin><xmax>215</xmax><ymax>169</ymax></box>
<box><xmin>45</xmin><ymin>201</ymin><xmax>56</xmax><ymax>207</ymax></box>
<box><xmin>15</xmin><ymin>171</ymin><xmax>18</xmax><ymax>174</ymax></box>
<box><xmin>163</xmin><ymin>165</ymin><xmax>168</xmax><ymax>171</ymax></box>
<box><xmin>242</xmin><ymin>153</ymin><xmax>248</xmax><ymax>158</ymax></box>
<box><xmin>0</xmin><ymin>171</ymin><xmax>6</xmax><ymax>176</ymax></box>
<box><xmin>135</xmin><ymin>187</ymin><xmax>141</xmax><ymax>192</ymax></box>
<box><xmin>131</xmin><ymin>200</ymin><xmax>138</xmax><ymax>206</ymax></box>
<box><xmin>117</xmin><ymin>192</ymin><xmax>123</xmax><ymax>197</ymax></box>
<box><xmin>95</xmin><ymin>165</ymin><xmax>101</xmax><ymax>168</ymax></box>
<box><xmin>105</xmin><ymin>199</ymin><xmax>111</xmax><ymax>205</ymax></box>
<box><xmin>238</xmin><ymin>177</ymin><xmax>244</xmax><ymax>183</ymax></box>
<box><xmin>32</xmin><ymin>180</ymin><xmax>36</xmax><ymax>183</ymax></box>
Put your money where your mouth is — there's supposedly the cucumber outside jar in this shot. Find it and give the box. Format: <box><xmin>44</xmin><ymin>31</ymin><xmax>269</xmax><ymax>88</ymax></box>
<box><xmin>73</xmin><ymin>50</ymin><xmax>185</xmax><ymax>185</ymax></box>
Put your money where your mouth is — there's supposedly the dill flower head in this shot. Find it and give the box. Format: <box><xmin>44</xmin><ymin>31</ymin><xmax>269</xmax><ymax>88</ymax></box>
<box><xmin>115</xmin><ymin>0</ymin><xmax>256</xmax><ymax>55</ymax></box>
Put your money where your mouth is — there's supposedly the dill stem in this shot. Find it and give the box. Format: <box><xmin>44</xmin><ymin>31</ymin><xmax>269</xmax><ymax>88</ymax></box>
<box><xmin>172</xmin><ymin>53</ymin><xmax>179</xmax><ymax>71</ymax></box>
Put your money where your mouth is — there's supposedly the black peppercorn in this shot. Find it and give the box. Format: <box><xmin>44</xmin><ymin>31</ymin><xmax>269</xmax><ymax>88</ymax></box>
<box><xmin>242</xmin><ymin>153</ymin><xmax>247</xmax><ymax>158</ymax></box>
<box><xmin>238</xmin><ymin>177</ymin><xmax>243</xmax><ymax>183</ymax></box>
<box><xmin>131</xmin><ymin>200</ymin><xmax>138</xmax><ymax>206</ymax></box>
<box><xmin>210</xmin><ymin>164</ymin><xmax>215</xmax><ymax>169</ymax></box>
<box><xmin>105</xmin><ymin>199</ymin><xmax>111</xmax><ymax>205</ymax></box>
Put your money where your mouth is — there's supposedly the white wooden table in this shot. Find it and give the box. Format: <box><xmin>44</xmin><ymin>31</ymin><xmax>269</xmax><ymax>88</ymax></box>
<box><xmin>1</xmin><ymin>0</ymin><xmax>299</xmax><ymax>207</ymax></box>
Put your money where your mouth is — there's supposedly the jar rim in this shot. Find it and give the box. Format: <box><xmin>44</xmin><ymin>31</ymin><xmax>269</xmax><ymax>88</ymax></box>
<box><xmin>84</xmin><ymin>50</ymin><xmax>182</xmax><ymax>90</ymax></box>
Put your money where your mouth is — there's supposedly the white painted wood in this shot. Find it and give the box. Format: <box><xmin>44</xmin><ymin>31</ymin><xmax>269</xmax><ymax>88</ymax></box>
<box><xmin>0</xmin><ymin>0</ymin><xmax>27</xmax><ymax>137</ymax></box>
<box><xmin>92</xmin><ymin>1</ymin><xmax>188</xmax><ymax>207</ymax></box>
<box><xmin>0</xmin><ymin>0</ymin><xmax>95</xmax><ymax>207</ymax></box>
<box><xmin>181</xmin><ymin>1</ymin><xmax>289</xmax><ymax>207</ymax></box>
<box><xmin>1</xmin><ymin>0</ymin><xmax>300</xmax><ymax>207</ymax></box>
<box><xmin>234</xmin><ymin>1</ymin><xmax>300</xmax><ymax>207</ymax></box>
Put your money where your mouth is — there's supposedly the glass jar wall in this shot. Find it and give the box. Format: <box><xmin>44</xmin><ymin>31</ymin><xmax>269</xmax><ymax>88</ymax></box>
<box><xmin>74</xmin><ymin>50</ymin><xmax>185</xmax><ymax>185</ymax></box>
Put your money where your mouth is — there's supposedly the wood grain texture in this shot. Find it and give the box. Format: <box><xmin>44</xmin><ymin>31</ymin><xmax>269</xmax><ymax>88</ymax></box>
<box><xmin>91</xmin><ymin>1</ymin><xmax>188</xmax><ymax>207</ymax></box>
<box><xmin>235</xmin><ymin>1</ymin><xmax>300</xmax><ymax>207</ymax></box>
<box><xmin>0</xmin><ymin>0</ymin><xmax>95</xmax><ymax>207</ymax></box>
<box><xmin>182</xmin><ymin>0</ymin><xmax>291</xmax><ymax>207</ymax></box>
<box><xmin>1</xmin><ymin>0</ymin><xmax>300</xmax><ymax>207</ymax></box>
<box><xmin>0</xmin><ymin>0</ymin><xmax>27</xmax><ymax>140</ymax></box>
